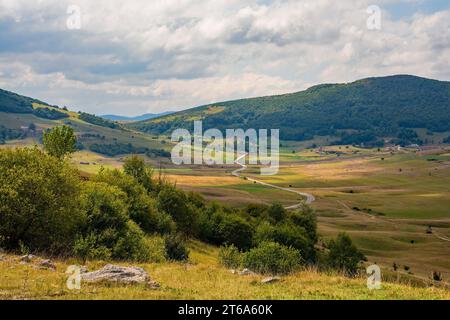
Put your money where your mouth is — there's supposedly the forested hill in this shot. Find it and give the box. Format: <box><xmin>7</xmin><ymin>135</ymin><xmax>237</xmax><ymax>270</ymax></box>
<box><xmin>0</xmin><ymin>88</ymin><xmax>52</xmax><ymax>113</ymax></box>
<box><xmin>128</xmin><ymin>75</ymin><xmax>450</xmax><ymax>142</ymax></box>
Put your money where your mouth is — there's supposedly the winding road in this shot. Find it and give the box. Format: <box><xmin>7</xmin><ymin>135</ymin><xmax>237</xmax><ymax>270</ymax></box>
<box><xmin>231</xmin><ymin>154</ymin><xmax>315</xmax><ymax>209</ymax></box>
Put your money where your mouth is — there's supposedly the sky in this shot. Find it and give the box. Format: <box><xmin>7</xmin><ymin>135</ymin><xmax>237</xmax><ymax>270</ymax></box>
<box><xmin>0</xmin><ymin>0</ymin><xmax>449</xmax><ymax>116</ymax></box>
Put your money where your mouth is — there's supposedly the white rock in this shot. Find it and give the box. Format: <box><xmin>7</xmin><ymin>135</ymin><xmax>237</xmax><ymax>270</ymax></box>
<box><xmin>81</xmin><ymin>264</ymin><xmax>159</xmax><ymax>288</ymax></box>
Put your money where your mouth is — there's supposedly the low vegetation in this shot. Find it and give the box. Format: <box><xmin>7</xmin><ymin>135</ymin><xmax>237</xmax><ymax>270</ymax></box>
<box><xmin>89</xmin><ymin>142</ymin><xmax>170</xmax><ymax>158</ymax></box>
<box><xmin>78</xmin><ymin>112</ymin><xmax>121</xmax><ymax>129</ymax></box>
<box><xmin>0</xmin><ymin>125</ymin><xmax>26</xmax><ymax>144</ymax></box>
<box><xmin>0</xmin><ymin>126</ymin><xmax>366</xmax><ymax>279</ymax></box>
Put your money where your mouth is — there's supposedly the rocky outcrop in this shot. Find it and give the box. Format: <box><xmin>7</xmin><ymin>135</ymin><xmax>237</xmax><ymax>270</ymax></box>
<box><xmin>81</xmin><ymin>264</ymin><xmax>159</xmax><ymax>288</ymax></box>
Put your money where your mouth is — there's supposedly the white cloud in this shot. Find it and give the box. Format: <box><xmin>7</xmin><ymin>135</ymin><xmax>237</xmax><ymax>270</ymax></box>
<box><xmin>0</xmin><ymin>0</ymin><xmax>449</xmax><ymax>115</ymax></box>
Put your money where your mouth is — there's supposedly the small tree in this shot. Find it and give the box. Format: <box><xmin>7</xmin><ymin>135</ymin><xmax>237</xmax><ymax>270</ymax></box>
<box><xmin>43</xmin><ymin>125</ymin><xmax>76</xmax><ymax>159</ymax></box>
<box><xmin>326</xmin><ymin>233</ymin><xmax>366</xmax><ymax>276</ymax></box>
<box><xmin>123</xmin><ymin>155</ymin><xmax>154</xmax><ymax>192</ymax></box>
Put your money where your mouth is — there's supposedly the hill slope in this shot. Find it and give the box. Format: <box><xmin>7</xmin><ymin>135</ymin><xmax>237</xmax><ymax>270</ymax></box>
<box><xmin>129</xmin><ymin>75</ymin><xmax>450</xmax><ymax>143</ymax></box>
<box><xmin>0</xmin><ymin>89</ymin><xmax>169</xmax><ymax>157</ymax></box>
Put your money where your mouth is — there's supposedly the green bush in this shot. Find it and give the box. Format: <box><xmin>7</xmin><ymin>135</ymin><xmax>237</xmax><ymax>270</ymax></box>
<box><xmin>164</xmin><ymin>234</ymin><xmax>189</xmax><ymax>261</ymax></box>
<box><xmin>113</xmin><ymin>221</ymin><xmax>154</xmax><ymax>262</ymax></box>
<box><xmin>219</xmin><ymin>214</ymin><xmax>254</xmax><ymax>250</ymax></box>
<box><xmin>93</xmin><ymin>169</ymin><xmax>174</xmax><ymax>234</ymax></box>
<box><xmin>266</xmin><ymin>203</ymin><xmax>287</xmax><ymax>223</ymax></box>
<box><xmin>123</xmin><ymin>155</ymin><xmax>154</xmax><ymax>192</ymax></box>
<box><xmin>218</xmin><ymin>244</ymin><xmax>242</xmax><ymax>269</ymax></box>
<box><xmin>326</xmin><ymin>233</ymin><xmax>366</xmax><ymax>276</ymax></box>
<box><xmin>73</xmin><ymin>233</ymin><xmax>111</xmax><ymax>262</ymax></box>
<box><xmin>243</xmin><ymin>242</ymin><xmax>302</xmax><ymax>275</ymax></box>
<box><xmin>254</xmin><ymin>221</ymin><xmax>315</xmax><ymax>262</ymax></box>
<box><xmin>0</xmin><ymin>147</ymin><xmax>83</xmax><ymax>254</ymax></box>
<box><xmin>143</xmin><ymin>236</ymin><xmax>167</xmax><ymax>263</ymax></box>
<box><xmin>79</xmin><ymin>182</ymin><xmax>151</xmax><ymax>262</ymax></box>
<box><xmin>289</xmin><ymin>206</ymin><xmax>318</xmax><ymax>244</ymax></box>
<box><xmin>157</xmin><ymin>186</ymin><xmax>198</xmax><ymax>235</ymax></box>
<box><xmin>197</xmin><ymin>207</ymin><xmax>254</xmax><ymax>250</ymax></box>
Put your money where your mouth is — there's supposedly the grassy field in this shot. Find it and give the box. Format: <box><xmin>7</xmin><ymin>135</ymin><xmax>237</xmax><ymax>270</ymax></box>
<box><xmin>155</xmin><ymin>145</ymin><xmax>450</xmax><ymax>282</ymax></box>
<box><xmin>1</xmin><ymin>241</ymin><xmax>449</xmax><ymax>300</ymax></box>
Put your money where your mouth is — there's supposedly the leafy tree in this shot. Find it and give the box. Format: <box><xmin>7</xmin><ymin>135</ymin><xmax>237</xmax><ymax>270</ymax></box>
<box><xmin>326</xmin><ymin>233</ymin><xmax>366</xmax><ymax>276</ymax></box>
<box><xmin>43</xmin><ymin>125</ymin><xmax>77</xmax><ymax>159</ymax></box>
<box><xmin>0</xmin><ymin>147</ymin><xmax>83</xmax><ymax>254</ymax></box>
<box><xmin>123</xmin><ymin>155</ymin><xmax>154</xmax><ymax>192</ymax></box>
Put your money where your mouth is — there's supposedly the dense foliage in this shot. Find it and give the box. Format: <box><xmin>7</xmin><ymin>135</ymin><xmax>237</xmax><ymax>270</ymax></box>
<box><xmin>326</xmin><ymin>233</ymin><xmax>367</xmax><ymax>276</ymax></box>
<box><xmin>0</xmin><ymin>135</ymin><xmax>364</xmax><ymax>274</ymax></box>
<box><xmin>0</xmin><ymin>148</ymin><xmax>84</xmax><ymax>254</ymax></box>
<box><xmin>0</xmin><ymin>126</ymin><xmax>26</xmax><ymax>144</ymax></box>
<box><xmin>130</xmin><ymin>75</ymin><xmax>450</xmax><ymax>142</ymax></box>
<box><xmin>89</xmin><ymin>142</ymin><xmax>170</xmax><ymax>158</ymax></box>
<box><xmin>33</xmin><ymin>107</ymin><xmax>68</xmax><ymax>120</ymax></box>
<box><xmin>43</xmin><ymin>125</ymin><xmax>77</xmax><ymax>159</ymax></box>
<box><xmin>242</xmin><ymin>242</ymin><xmax>302</xmax><ymax>275</ymax></box>
<box><xmin>0</xmin><ymin>88</ymin><xmax>68</xmax><ymax>121</ymax></box>
<box><xmin>79</xmin><ymin>112</ymin><xmax>121</xmax><ymax>129</ymax></box>
<box><xmin>0</xmin><ymin>88</ymin><xmax>48</xmax><ymax>114</ymax></box>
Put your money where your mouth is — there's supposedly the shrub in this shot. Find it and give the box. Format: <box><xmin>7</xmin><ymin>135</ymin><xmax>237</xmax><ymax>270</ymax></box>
<box><xmin>243</xmin><ymin>242</ymin><xmax>302</xmax><ymax>275</ymax></box>
<box><xmin>93</xmin><ymin>169</ymin><xmax>174</xmax><ymax>234</ymax></box>
<box><xmin>113</xmin><ymin>221</ymin><xmax>154</xmax><ymax>262</ymax></box>
<box><xmin>157</xmin><ymin>186</ymin><xmax>198</xmax><ymax>235</ymax></box>
<box><xmin>144</xmin><ymin>236</ymin><xmax>167</xmax><ymax>263</ymax></box>
<box><xmin>266</xmin><ymin>203</ymin><xmax>287</xmax><ymax>223</ymax></box>
<box><xmin>219</xmin><ymin>214</ymin><xmax>254</xmax><ymax>250</ymax></box>
<box><xmin>73</xmin><ymin>234</ymin><xmax>111</xmax><ymax>262</ymax></box>
<box><xmin>197</xmin><ymin>207</ymin><xmax>226</xmax><ymax>245</ymax></box>
<box><xmin>218</xmin><ymin>244</ymin><xmax>242</xmax><ymax>269</ymax></box>
<box><xmin>79</xmin><ymin>182</ymin><xmax>151</xmax><ymax>262</ymax></box>
<box><xmin>326</xmin><ymin>233</ymin><xmax>366</xmax><ymax>276</ymax></box>
<box><xmin>0</xmin><ymin>147</ymin><xmax>83</xmax><ymax>254</ymax></box>
<box><xmin>164</xmin><ymin>234</ymin><xmax>189</xmax><ymax>261</ymax></box>
<box><xmin>289</xmin><ymin>206</ymin><xmax>318</xmax><ymax>244</ymax></box>
<box><xmin>254</xmin><ymin>221</ymin><xmax>315</xmax><ymax>262</ymax></box>
<box><xmin>123</xmin><ymin>155</ymin><xmax>154</xmax><ymax>192</ymax></box>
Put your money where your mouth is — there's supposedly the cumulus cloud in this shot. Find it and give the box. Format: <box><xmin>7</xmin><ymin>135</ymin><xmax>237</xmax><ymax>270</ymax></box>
<box><xmin>0</xmin><ymin>0</ymin><xmax>449</xmax><ymax>115</ymax></box>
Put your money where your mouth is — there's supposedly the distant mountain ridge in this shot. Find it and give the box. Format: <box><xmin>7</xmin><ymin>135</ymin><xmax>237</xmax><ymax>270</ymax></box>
<box><xmin>128</xmin><ymin>75</ymin><xmax>450</xmax><ymax>144</ymax></box>
<box><xmin>101</xmin><ymin>112</ymin><xmax>173</xmax><ymax>122</ymax></box>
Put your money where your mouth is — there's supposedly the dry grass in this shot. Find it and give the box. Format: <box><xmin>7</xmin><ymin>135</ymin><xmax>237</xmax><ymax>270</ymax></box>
<box><xmin>1</xmin><ymin>242</ymin><xmax>449</xmax><ymax>300</ymax></box>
